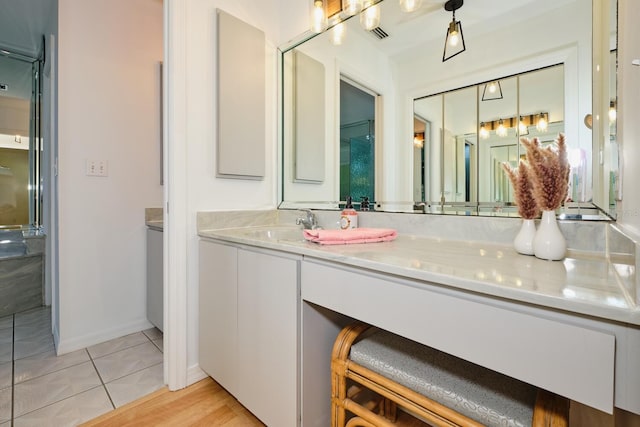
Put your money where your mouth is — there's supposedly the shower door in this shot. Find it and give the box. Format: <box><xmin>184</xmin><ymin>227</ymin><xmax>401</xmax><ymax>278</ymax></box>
<box><xmin>340</xmin><ymin>120</ymin><xmax>375</xmax><ymax>207</ymax></box>
<box><xmin>0</xmin><ymin>49</ymin><xmax>42</xmax><ymax>227</ymax></box>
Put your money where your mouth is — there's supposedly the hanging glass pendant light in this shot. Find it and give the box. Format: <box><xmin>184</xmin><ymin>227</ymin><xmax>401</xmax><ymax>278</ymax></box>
<box><xmin>399</xmin><ymin>0</ymin><xmax>422</xmax><ymax>13</ymax></box>
<box><xmin>442</xmin><ymin>0</ymin><xmax>465</xmax><ymax>62</ymax></box>
<box><xmin>360</xmin><ymin>2</ymin><xmax>381</xmax><ymax>31</ymax></box>
<box><xmin>481</xmin><ymin>81</ymin><xmax>503</xmax><ymax>101</ymax></box>
<box><xmin>311</xmin><ymin>0</ymin><xmax>328</xmax><ymax>33</ymax></box>
<box><xmin>343</xmin><ymin>0</ymin><xmax>363</xmax><ymax>16</ymax></box>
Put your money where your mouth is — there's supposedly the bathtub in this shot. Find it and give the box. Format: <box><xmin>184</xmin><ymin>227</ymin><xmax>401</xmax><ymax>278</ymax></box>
<box><xmin>0</xmin><ymin>229</ymin><xmax>45</xmax><ymax>317</ymax></box>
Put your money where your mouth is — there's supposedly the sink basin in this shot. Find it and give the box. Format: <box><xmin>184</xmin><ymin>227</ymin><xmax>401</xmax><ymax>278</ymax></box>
<box><xmin>236</xmin><ymin>226</ymin><xmax>305</xmax><ymax>242</ymax></box>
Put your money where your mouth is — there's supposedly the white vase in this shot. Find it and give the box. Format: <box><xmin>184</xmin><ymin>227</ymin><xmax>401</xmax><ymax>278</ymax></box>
<box><xmin>513</xmin><ymin>219</ymin><xmax>536</xmax><ymax>255</ymax></box>
<box><xmin>533</xmin><ymin>210</ymin><xmax>566</xmax><ymax>261</ymax></box>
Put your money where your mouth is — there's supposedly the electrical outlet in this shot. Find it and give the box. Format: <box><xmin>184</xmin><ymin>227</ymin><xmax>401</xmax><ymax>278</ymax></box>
<box><xmin>86</xmin><ymin>159</ymin><xmax>109</xmax><ymax>177</ymax></box>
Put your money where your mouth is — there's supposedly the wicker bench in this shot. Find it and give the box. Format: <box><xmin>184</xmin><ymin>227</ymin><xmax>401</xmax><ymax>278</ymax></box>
<box><xmin>331</xmin><ymin>323</ymin><xmax>570</xmax><ymax>427</ymax></box>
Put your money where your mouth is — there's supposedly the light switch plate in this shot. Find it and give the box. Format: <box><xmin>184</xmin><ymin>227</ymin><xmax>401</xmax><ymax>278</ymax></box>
<box><xmin>86</xmin><ymin>159</ymin><xmax>108</xmax><ymax>177</ymax></box>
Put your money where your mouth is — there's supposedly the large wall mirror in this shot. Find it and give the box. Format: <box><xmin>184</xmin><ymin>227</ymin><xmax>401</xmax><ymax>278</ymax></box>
<box><xmin>279</xmin><ymin>0</ymin><xmax>618</xmax><ymax>220</ymax></box>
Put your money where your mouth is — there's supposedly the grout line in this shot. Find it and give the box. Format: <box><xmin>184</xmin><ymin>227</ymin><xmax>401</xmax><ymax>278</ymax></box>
<box><xmin>151</xmin><ymin>339</ymin><xmax>163</xmax><ymax>353</ymax></box>
<box><xmin>105</xmin><ymin>360</ymin><xmax>164</xmax><ymax>385</ymax></box>
<box><xmin>87</xmin><ymin>349</ymin><xmax>116</xmax><ymax>410</ymax></box>
<box><xmin>88</xmin><ymin>332</ymin><xmax>154</xmax><ymax>360</ymax></box>
<box><xmin>12</xmin><ymin>350</ymin><xmax>91</xmax><ymax>386</ymax></box>
<box><xmin>10</xmin><ymin>385</ymin><xmax>106</xmax><ymax>422</ymax></box>
<box><xmin>6</xmin><ymin>310</ymin><xmax>165</xmax><ymax>423</ymax></box>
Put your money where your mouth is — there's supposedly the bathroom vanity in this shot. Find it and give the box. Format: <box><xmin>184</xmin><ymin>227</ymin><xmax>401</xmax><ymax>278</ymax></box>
<box><xmin>146</xmin><ymin>208</ymin><xmax>164</xmax><ymax>332</ymax></box>
<box><xmin>197</xmin><ymin>211</ymin><xmax>639</xmax><ymax>426</ymax></box>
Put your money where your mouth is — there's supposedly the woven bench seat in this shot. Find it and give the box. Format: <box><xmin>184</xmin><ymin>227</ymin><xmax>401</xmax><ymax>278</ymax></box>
<box><xmin>331</xmin><ymin>323</ymin><xmax>569</xmax><ymax>427</ymax></box>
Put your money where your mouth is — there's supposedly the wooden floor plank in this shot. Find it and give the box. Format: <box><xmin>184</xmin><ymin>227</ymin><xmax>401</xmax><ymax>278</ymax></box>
<box><xmin>81</xmin><ymin>377</ymin><xmax>264</xmax><ymax>427</ymax></box>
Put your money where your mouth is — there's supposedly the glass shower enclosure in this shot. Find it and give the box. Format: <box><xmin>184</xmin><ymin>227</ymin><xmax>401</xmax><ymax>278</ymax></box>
<box><xmin>0</xmin><ymin>47</ymin><xmax>43</xmax><ymax>228</ymax></box>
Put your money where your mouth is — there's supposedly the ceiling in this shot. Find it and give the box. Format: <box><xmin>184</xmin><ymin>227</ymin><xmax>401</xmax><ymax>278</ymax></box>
<box><xmin>0</xmin><ymin>0</ymin><xmax>56</xmax><ymax>57</ymax></box>
<box><xmin>333</xmin><ymin>0</ymin><xmax>568</xmax><ymax>58</ymax></box>
<box><xmin>0</xmin><ymin>0</ymin><xmax>56</xmax><ymax>99</ymax></box>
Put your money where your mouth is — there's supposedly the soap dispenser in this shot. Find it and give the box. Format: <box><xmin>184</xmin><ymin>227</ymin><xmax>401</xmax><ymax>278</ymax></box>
<box><xmin>340</xmin><ymin>196</ymin><xmax>358</xmax><ymax>230</ymax></box>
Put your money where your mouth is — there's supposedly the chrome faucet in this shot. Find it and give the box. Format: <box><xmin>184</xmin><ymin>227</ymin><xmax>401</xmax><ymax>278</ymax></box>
<box><xmin>296</xmin><ymin>209</ymin><xmax>319</xmax><ymax>230</ymax></box>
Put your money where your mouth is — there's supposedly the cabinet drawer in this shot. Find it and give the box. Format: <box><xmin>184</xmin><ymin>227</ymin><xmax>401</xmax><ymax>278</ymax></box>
<box><xmin>301</xmin><ymin>260</ymin><xmax>615</xmax><ymax>413</ymax></box>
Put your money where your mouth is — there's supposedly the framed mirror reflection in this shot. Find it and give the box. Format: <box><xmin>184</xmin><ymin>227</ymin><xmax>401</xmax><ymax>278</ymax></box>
<box><xmin>279</xmin><ymin>0</ymin><xmax>618</xmax><ymax>220</ymax></box>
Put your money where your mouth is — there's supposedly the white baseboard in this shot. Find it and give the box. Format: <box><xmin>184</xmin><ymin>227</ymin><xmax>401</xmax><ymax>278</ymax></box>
<box><xmin>56</xmin><ymin>317</ymin><xmax>154</xmax><ymax>355</ymax></box>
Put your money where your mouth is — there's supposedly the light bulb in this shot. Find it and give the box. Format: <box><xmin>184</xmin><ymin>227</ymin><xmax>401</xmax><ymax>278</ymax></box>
<box><xmin>342</xmin><ymin>0</ymin><xmax>363</xmax><ymax>16</ymax></box>
<box><xmin>518</xmin><ymin>117</ymin><xmax>528</xmax><ymax>135</ymax></box>
<box><xmin>609</xmin><ymin>102</ymin><xmax>617</xmax><ymax>122</ymax></box>
<box><xmin>488</xmin><ymin>82</ymin><xmax>497</xmax><ymax>93</ymax></box>
<box><xmin>449</xmin><ymin>32</ymin><xmax>459</xmax><ymax>47</ymax></box>
<box><xmin>311</xmin><ymin>0</ymin><xmax>328</xmax><ymax>33</ymax></box>
<box><xmin>413</xmin><ymin>133</ymin><xmax>424</xmax><ymax>148</ymax></box>
<box><xmin>479</xmin><ymin>123</ymin><xmax>489</xmax><ymax>139</ymax></box>
<box><xmin>536</xmin><ymin>114</ymin><xmax>548</xmax><ymax>132</ymax></box>
<box><xmin>360</xmin><ymin>4</ymin><xmax>380</xmax><ymax>31</ymax></box>
<box><xmin>330</xmin><ymin>22</ymin><xmax>346</xmax><ymax>45</ymax></box>
<box><xmin>400</xmin><ymin>0</ymin><xmax>422</xmax><ymax>12</ymax></box>
<box><xmin>496</xmin><ymin>119</ymin><xmax>507</xmax><ymax>137</ymax></box>
<box><xmin>448</xmin><ymin>21</ymin><xmax>459</xmax><ymax>47</ymax></box>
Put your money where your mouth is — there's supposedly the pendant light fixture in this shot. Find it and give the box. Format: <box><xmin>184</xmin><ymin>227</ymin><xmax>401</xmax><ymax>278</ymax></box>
<box><xmin>481</xmin><ymin>81</ymin><xmax>503</xmax><ymax>101</ymax></box>
<box><xmin>311</xmin><ymin>0</ymin><xmax>328</xmax><ymax>33</ymax></box>
<box><xmin>343</xmin><ymin>0</ymin><xmax>363</xmax><ymax>16</ymax></box>
<box><xmin>400</xmin><ymin>0</ymin><xmax>422</xmax><ymax>13</ymax></box>
<box><xmin>360</xmin><ymin>2</ymin><xmax>381</xmax><ymax>31</ymax></box>
<box><xmin>442</xmin><ymin>0</ymin><xmax>465</xmax><ymax>62</ymax></box>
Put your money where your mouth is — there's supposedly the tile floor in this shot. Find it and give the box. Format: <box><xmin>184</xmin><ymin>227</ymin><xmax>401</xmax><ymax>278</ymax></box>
<box><xmin>0</xmin><ymin>306</ymin><xmax>165</xmax><ymax>426</ymax></box>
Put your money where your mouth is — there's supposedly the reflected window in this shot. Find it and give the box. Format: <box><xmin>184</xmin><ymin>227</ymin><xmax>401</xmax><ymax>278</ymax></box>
<box><xmin>340</xmin><ymin>79</ymin><xmax>375</xmax><ymax>207</ymax></box>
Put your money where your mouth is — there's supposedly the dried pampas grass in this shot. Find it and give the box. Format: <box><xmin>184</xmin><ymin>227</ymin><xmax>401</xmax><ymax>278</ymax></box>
<box><xmin>520</xmin><ymin>133</ymin><xmax>570</xmax><ymax>211</ymax></box>
<box><xmin>502</xmin><ymin>160</ymin><xmax>540</xmax><ymax>219</ymax></box>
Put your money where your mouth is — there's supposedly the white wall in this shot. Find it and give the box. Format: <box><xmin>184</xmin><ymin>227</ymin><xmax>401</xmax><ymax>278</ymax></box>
<box><xmin>55</xmin><ymin>0</ymin><xmax>163</xmax><ymax>353</ymax></box>
<box><xmin>165</xmin><ymin>0</ymin><xmax>308</xmax><ymax>384</ymax></box>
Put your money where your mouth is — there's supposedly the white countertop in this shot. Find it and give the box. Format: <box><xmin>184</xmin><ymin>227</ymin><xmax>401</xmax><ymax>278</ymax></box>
<box><xmin>198</xmin><ymin>225</ymin><xmax>639</xmax><ymax>326</ymax></box>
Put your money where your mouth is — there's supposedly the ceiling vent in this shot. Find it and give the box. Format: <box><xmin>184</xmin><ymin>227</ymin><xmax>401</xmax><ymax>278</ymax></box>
<box><xmin>369</xmin><ymin>27</ymin><xmax>389</xmax><ymax>40</ymax></box>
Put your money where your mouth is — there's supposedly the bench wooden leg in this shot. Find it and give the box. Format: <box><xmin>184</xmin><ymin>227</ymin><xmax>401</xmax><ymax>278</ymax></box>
<box><xmin>532</xmin><ymin>389</ymin><xmax>570</xmax><ymax>427</ymax></box>
<box><xmin>332</xmin><ymin>323</ymin><xmax>372</xmax><ymax>427</ymax></box>
<box><xmin>381</xmin><ymin>397</ymin><xmax>397</xmax><ymax>422</ymax></box>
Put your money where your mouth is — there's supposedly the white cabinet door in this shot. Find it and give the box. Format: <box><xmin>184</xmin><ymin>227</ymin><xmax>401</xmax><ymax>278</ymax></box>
<box><xmin>198</xmin><ymin>240</ymin><xmax>239</xmax><ymax>396</ymax></box>
<box><xmin>237</xmin><ymin>249</ymin><xmax>299</xmax><ymax>427</ymax></box>
<box><xmin>146</xmin><ymin>229</ymin><xmax>163</xmax><ymax>331</ymax></box>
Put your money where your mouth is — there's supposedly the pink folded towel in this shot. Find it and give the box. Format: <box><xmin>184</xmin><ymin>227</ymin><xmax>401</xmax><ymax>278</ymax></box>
<box><xmin>303</xmin><ymin>228</ymin><xmax>397</xmax><ymax>245</ymax></box>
